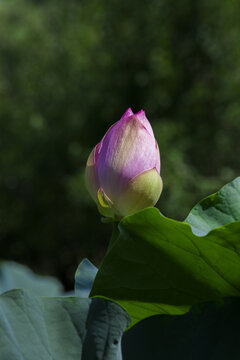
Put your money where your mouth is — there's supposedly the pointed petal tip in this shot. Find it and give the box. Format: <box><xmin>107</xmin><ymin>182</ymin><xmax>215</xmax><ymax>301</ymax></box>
<box><xmin>135</xmin><ymin>109</ymin><xmax>146</xmax><ymax>117</ymax></box>
<box><xmin>134</xmin><ymin>109</ymin><xmax>154</xmax><ymax>138</ymax></box>
<box><xmin>120</xmin><ymin>108</ymin><xmax>134</xmax><ymax>121</ymax></box>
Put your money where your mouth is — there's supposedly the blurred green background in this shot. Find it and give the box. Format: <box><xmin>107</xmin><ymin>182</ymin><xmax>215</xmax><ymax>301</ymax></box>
<box><xmin>0</xmin><ymin>0</ymin><xmax>239</xmax><ymax>289</ymax></box>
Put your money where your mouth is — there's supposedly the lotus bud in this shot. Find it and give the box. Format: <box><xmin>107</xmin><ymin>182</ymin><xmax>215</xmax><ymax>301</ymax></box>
<box><xmin>85</xmin><ymin>108</ymin><xmax>163</xmax><ymax>219</ymax></box>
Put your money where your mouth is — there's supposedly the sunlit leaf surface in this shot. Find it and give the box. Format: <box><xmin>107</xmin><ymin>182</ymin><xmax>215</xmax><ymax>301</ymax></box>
<box><xmin>91</xmin><ymin>178</ymin><xmax>240</xmax><ymax>328</ymax></box>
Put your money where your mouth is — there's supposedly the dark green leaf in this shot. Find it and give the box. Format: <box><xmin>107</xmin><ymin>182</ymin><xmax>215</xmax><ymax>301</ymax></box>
<box><xmin>122</xmin><ymin>297</ymin><xmax>240</xmax><ymax>360</ymax></box>
<box><xmin>186</xmin><ymin>177</ymin><xmax>240</xmax><ymax>234</ymax></box>
<box><xmin>91</xmin><ymin>208</ymin><xmax>240</xmax><ymax>327</ymax></box>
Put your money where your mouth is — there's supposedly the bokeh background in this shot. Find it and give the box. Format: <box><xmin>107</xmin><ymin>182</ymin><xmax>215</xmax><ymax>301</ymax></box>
<box><xmin>0</xmin><ymin>0</ymin><xmax>240</xmax><ymax>289</ymax></box>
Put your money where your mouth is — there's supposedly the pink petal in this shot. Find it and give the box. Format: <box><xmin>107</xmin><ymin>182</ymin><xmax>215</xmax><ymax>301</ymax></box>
<box><xmin>135</xmin><ymin>110</ymin><xmax>154</xmax><ymax>138</ymax></box>
<box><xmin>120</xmin><ymin>108</ymin><xmax>134</xmax><ymax>121</ymax></box>
<box><xmin>97</xmin><ymin>115</ymin><xmax>159</xmax><ymax>200</ymax></box>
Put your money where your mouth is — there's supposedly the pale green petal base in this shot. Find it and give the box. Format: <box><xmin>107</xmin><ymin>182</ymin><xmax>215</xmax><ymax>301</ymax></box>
<box><xmin>95</xmin><ymin>169</ymin><xmax>162</xmax><ymax>219</ymax></box>
<box><xmin>115</xmin><ymin>168</ymin><xmax>163</xmax><ymax>217</ymax></box>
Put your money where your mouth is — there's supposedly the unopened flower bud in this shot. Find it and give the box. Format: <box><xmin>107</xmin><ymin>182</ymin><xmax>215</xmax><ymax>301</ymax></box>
<box><xmin>85</xmin><ymin>108</ymin><xmax>162</xmax><ymax>219</ymax></box>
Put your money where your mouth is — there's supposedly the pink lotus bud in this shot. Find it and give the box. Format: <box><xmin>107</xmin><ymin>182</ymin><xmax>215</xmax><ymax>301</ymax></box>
<box><xmin>85</xmin><ymin>108</ymin><xmax>163</xmax><ymax>219</ymax></box>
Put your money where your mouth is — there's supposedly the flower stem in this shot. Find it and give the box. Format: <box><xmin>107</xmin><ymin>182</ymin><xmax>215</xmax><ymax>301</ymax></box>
<box><xmin>106</xmin><ymin>221</ymin><xmax>120</xmax><ymax>254</ymax></box>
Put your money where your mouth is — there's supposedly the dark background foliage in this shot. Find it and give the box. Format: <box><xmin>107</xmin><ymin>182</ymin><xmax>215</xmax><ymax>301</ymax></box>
<box><xmin>0</xmin><ymin>0</ymin><xmax>239</xmax><ymax>289</ymax></box>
